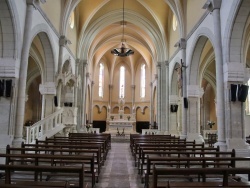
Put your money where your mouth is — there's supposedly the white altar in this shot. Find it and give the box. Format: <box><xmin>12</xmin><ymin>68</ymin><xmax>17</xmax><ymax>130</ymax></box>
<box><xmin>106</xmin><ymin>98</ymin><xmax>136</xmax><ymax>134</ymax></box>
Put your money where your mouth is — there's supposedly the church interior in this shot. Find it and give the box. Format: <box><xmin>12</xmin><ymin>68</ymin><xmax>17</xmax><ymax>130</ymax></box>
<box><xmin>1</xmin><ymin>0</ymin><xmax>250</xmax><ymax>187</ymax></box>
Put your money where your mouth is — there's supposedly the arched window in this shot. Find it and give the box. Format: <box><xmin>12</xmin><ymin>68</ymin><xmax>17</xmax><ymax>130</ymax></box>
<box><xmin>140</xmin><ymin>64</ymin><xmax>146</xmax><ymax>98</ymax></box>
<box><xmin>119</xmin><ymin>66</ymin><xmax>125</xmax><ymax>98</ymax></box>
<box><xmin>69</xmin><ymin>11</ymin><xmax>75</xmax><ymax>29</ymax></box>
<box><xmin>172</xmin><ymin>14</ymin><xmax>178</xmax><ymax>31</ymax></box>
<box><xmin>98</xmin><ymin>63</ymin><xmax>104</xmax><ymax>97</ymax></box>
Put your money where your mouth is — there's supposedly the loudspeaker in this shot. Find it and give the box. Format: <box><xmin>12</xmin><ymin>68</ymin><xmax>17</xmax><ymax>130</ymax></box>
<box><xmin>238</xmin><ymin>84</ymin><xmax>249</xmax><ymax>102</ymax></box>
<box><xmin>0</xmin><ymin>80</ymin><xmax>4</xmax><ymax>97</ymax></box>
<box><xmin>5</xmin><ymin>80</ymin><xmax>12</xmax><ymax>97</ymax></box>
<box><xmin>54</xmin><ymin>96</ymin><xmax>58</xmax><ymax>107</ymax></box>
<box><xmin>230</xmin><ymin>84</ymin><xmax>237</xmax><ymax>102</ymax></box>
<box><xmin>184</xmin><ymin>97</ymin><xmax>188</xmax><ymax>108</ymax></box>
<box><xmin>170</xmin><ymin>105</ymin><xmax>178</xmax><ymax>112</ymax></box>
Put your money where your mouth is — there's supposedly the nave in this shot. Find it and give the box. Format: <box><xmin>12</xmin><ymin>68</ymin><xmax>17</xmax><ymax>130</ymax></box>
<box><xmin>95</xmin><ymin>142</ymin><xmax>143</xmax><ymax>188</ymax></box>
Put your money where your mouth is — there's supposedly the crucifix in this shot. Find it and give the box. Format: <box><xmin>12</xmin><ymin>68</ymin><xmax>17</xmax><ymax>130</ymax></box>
<box><xmin>175</xmin><ymin>59</ymin><xmax>187</xmax><ymax>96</ymax></box>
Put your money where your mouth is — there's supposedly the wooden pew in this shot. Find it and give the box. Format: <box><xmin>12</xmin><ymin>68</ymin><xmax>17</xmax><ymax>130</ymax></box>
<box><xmin>4</xmin><ymin>147</ymin><xmax>97</xmax><ymax>187</ymax></box>
<box><xmin>51</xmin><ymin>136</ymin><xmax>110</xmax><ymax>154</ymax></box>
<box><xmin>138</xmin><ymin>146</ymin><xmax>220</xmax><ymax>176</ymax></box>
<box><xmin>21</xmin><ymin>142</ymin><xmax>103</xmax><ymax>170</ymax></box>
<box><xmin>130</xmin><ymin>135</ymin><xmax>183</xmax><ymax>153</ymax></box>
<box><xmin>152</xmin><ymin>166</ymin><xmax>250</xmax><ymax>188</ymax></box>
<box><xmin>132</xmin><ymin>140</ymin><xmax>197</xmax><ymax>160</ymax></box>
<box><xmin>135</xmin><ymin>142</ymin><xmax>206</xmax><ymax>167</ymax></box>
<box><xmin>130</xmin><ymin>134</ymin><xmax>177</xmax><ymax>151</ymax></box>
<box><xmin>36</xmin><ymin>139</ymin><xmax>108</xmax><ymax>160</ymax></box>
<box><xmin>0</xmin><ymin>164</ymin><xmax>87</xmax><ymax>188</ymax></box>
<box><xmin>144</xmin><ymin>155</ymin><xmax>250</xmax><ymax>188</ymax></box>
<box><xmin>69</xmin><ymin>133</ymin><xmax>111</xmax><ymax>149</ymax></box>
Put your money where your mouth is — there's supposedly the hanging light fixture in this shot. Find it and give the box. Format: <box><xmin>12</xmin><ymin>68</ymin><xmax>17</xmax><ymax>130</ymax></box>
<box><xmin>111</xmin><ymin>0</ymin><xmax>134</xmax><ymax>57</ymax></box>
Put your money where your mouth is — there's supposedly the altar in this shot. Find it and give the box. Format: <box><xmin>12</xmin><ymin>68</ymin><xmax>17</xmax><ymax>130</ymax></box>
<box><xmin>107</xmin><ymin>120</ymin><xmax>136</xmax><ymax>133</ymax></box>
<box><xmin>106</xmin><ymin>98</ymin><xmax>136</xmax><ymax>134</ymax></box>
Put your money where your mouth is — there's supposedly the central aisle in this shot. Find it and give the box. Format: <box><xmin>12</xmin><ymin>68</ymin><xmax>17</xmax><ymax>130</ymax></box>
<box><xmin>95</xmin><ymin>142</ymin><xmax>144</xmax><ymax>188</ymax></box>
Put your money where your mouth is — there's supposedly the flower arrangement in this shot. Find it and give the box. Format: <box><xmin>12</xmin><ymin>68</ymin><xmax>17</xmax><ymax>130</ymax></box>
<box><xmin>127</xmin><ymin>116</ymin><xmax>131</xmax><ymax>121</ymax></box>
<box><xmin>110</xmin><ymin>116</ymin><xmax>114</xmax><ymax>120</ymax></box>
<box><xmin>207</xmin><ymin>121</ymin><xmax>215</xmax><ymax>128</ymax></box>
<box><xmin>86</xmin><ymin>124</ymin><xmax>92</xmax><ymax>131</ymax></box>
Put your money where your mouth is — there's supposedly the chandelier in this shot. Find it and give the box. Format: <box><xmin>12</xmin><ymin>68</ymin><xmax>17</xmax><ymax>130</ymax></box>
<box><xmin>111</xmin><ymin>0</ymin><xmax>134</xmax><ymax>57</ymax></box>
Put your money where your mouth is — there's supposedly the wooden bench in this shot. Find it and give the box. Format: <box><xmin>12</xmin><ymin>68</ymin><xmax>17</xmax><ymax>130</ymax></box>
<box><xmin>0</xmin><ymin>164</ymin><xmax>87</xmax><ymax>188</ymax></box>
<box><xmin>3</xmin><ymin>147</ymin><xmax>97</xmax><ymax>187</ymax></box>
<box><xmin>130</xmin><ymin>134</ymin><xmax>178</xmax><ymax>151</ymax></box>
<box><xmin>139</xmin><ymin>146</ymin><xmax>220</xmax><ymax>175</ymax></box>
<box><xmin>36</xmin><ymin>139</ymin><xmax>108</xmax><ymax>160</ymax></box>
<box><xmin>69</xmin><ymin>133</ymin><xmax>111</xmax><ymax>149</ymax></box>
<box><xmin>21</xmin><ymin>142</ymin><xmax>103</xmax><ymax>172</ymax></box>
<box><xmin>131</xmin><ymin>136</ymin><xmax>186</xmax><ymax>153</ymax></box>
<box><xmin>144</xmin><ymin>156</ymin><xmax>250</xmax><ymax>188</ymax></box>
<box><xmin>135</xmin><ymin>142</ymin><xmax>207</xmax><ymax>167</ymax></box>
<box><xmin>152</xmin><ymin>166</ymin><xmax>250</xmax><ymax>188</ymax></box>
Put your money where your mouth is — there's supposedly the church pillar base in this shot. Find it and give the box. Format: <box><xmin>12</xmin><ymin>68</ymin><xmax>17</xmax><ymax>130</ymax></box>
<box><xmin>186</xmin><ymin>132</ymin><xmax>204</xmax><ymax>144</ymax></box>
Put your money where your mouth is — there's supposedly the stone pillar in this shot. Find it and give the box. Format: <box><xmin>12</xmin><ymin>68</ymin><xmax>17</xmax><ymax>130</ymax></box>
<box><xmin>175</xmin><ymin>38</ymin><xmax>187</xmax><ymax>138</ymax></box>
<box><xmin>109</xmin><ymin>84</ymin><xmax>113</xmax><ymax>111</ymax></box>
<box><xmin>186</xmin><ymin>85</ymin><xmax>204</xmax><ymax>143</ymax></box>
<box><xmin>39</xmin><ymin>82</ymin><xmax>56</xmax><ymax>117</ymax></box>
<box><xmin>169</xmin><ymin>95</ymin><xmax>179</xmax><ymax>135</ymax></box>
<box><xmin>74</xmin><ymin>59</ymin><xmax>80</xmax><ymax>107</ymax></box>
<box><xmin>204</xmin><ymin>0</ymin><xmax>226</xmax><ymax>150</ymax></box>
<box><xmin>156</xmin><ymin>62</ymin><xmax>161</xmax><ymax>131</ymax></box>
<box><xmin>131</xmin><ymin>85</ymin><xmax>135</xmax><ymax>112</ymax></box>
<box><xmin>14</xmin><ymin>1</ymin><xmax>36</xmax><ymax>146</ymax></box>
<box><xmin>164</xmin><ymin>61</ymin><xmax>169</xmax><ymax>134</ymax></box>
<box><xmin>58</xmin><ymin>36</ymin><xmax>69</xmax><ymax>74</ymax></box>
<box><xmin>89</xmin><ymin>81</ymin><xmax>94</xmax><ymax>124</ymax></box>
<box><xmin>150</xmin><ymin>82</ymin><xmax>154</xmax><ymax>127</ymax></box>
<box><xmin>80</xmin><ymin>60</ymin><xmax>88</xmax><ymax>131</ymax></box>
<box><xmin>224</xmin><ymin>63</ymin><xmax>249</xmax><ymax>153</ymax></box>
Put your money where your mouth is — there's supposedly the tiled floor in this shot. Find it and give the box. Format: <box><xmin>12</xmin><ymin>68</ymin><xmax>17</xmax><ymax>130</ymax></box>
<box><xmin>95</xmin><ymin>142</ymin><xmax>144</xmax><ymax>188</ymax></box>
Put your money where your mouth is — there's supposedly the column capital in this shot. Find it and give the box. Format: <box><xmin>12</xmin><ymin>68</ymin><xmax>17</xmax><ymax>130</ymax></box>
<box><xmin>174</xmin><ymin>38</ymin><xmax>186</xmax><ymax>49</ymax></box>
<box><xmin>59</xmin><ymin>35</ymin><xmax>71</xmax><ymax>46</ymax></box>
<box><xmin>187</xmin><ymin>85</ymin><xmax>204</xmax><ymax>98</ymax></box>
<box><xmin>202</xmin><ymin>0</ymin><xmax>221</xmax><ymax>11</ymax></box>
<box><xmin>131</xmin><ymin>85</ymin><xmax>135</xmax><ymax>89</ymax></box>
<box><xmin>86</xmin><ymin>72</ymin><xmax>90</xmax><ymax>78</ymax></box>
<box><xmin>109</xmin><ymin>84</ymin><xmax>113</xmax><ymax>89</ymax></box>
<box><xmin>82</xmin><ymin>60</ymin><xmax>88</xmax><ymax>67</ymax></box>
<box><xmin>157</xmin><ymin>62</ymin><xmax>162</xmax><ymax>68</ymax></box>
<box><xmin>169</xmin><ymin>95</ymin><xmax>179</xmax><ymax>104</ymax></box>
<box><xmin>91</xmin><ymin>81</ymin><xmax>95</xmax><ymax>86</ymax></box>
<box><xmin>223</xmin><ymin>62</ymin><xmax>245</xmax><ymax>82</ymax></box>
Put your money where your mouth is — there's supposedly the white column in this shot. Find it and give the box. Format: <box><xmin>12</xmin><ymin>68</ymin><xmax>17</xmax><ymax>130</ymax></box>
<box><xmin>156</xmin><ymin>62</ymin><xmax>161</xmax><ymax>130</ymax></box>
<box><xmin>131</xmin><ymin>85</ymin><xmax>135</xmax><ymax>111</ymax></box>
<box><xmin>80</xmin><ymin>60</ymin><xmax>88</xmax><ymax>130</ymax></box>
<box><xmin>169</xmin><ymin>95</ymin><xmax>179</xmax><ymax>135</ymax></box>
<box><xmin>186</xmin><ymin>85</ymin><xmax>204</xmax><ymax>143</ymax></box>
<box><xmin>224</xmin><ymin>63</ymin><xmax>249</xmax><ymax>152</ymax></box>
<box><xmin>14</xmin><ymin>1</ymin><xmax>36</xmax><ymax>146</ymax></box>
<box><xmin>74</xmin><ymin>59</ymin><xmax>80</xmax><ymax>107</ymax></box>
<box><xmin>150</xmin><ymin>82</ymin><xmax>154</xmax><ymax>127</ymax></box>
<box><xmin>204</xmin><ymin>0</ymin><xmax>226</xmax><ymax>150</ymax></box>
<box><xmin>175</xmin><ymin>38</ymin><xmax>187</xmax><ymax>139</ymax></box>
<box><xmin>58</xmin><ymin>36</ymin><xmax>69</xmax><ymax>74</ymax></box>
<box><xmin>89</xmin><ymin>81</ymin><xmax>94</xmax><ymax>124</ymax></box>
<box><xmin>164</xmin><ymin>61</ymin><xmax>169</xmax><ymax>134</ymax></box>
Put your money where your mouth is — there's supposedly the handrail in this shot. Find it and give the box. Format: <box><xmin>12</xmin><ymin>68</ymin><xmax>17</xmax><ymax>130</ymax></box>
<box><xmin>26</xmin><ymin>108</ymin><xmax>64</xmax><ymax>144</ymax></box>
